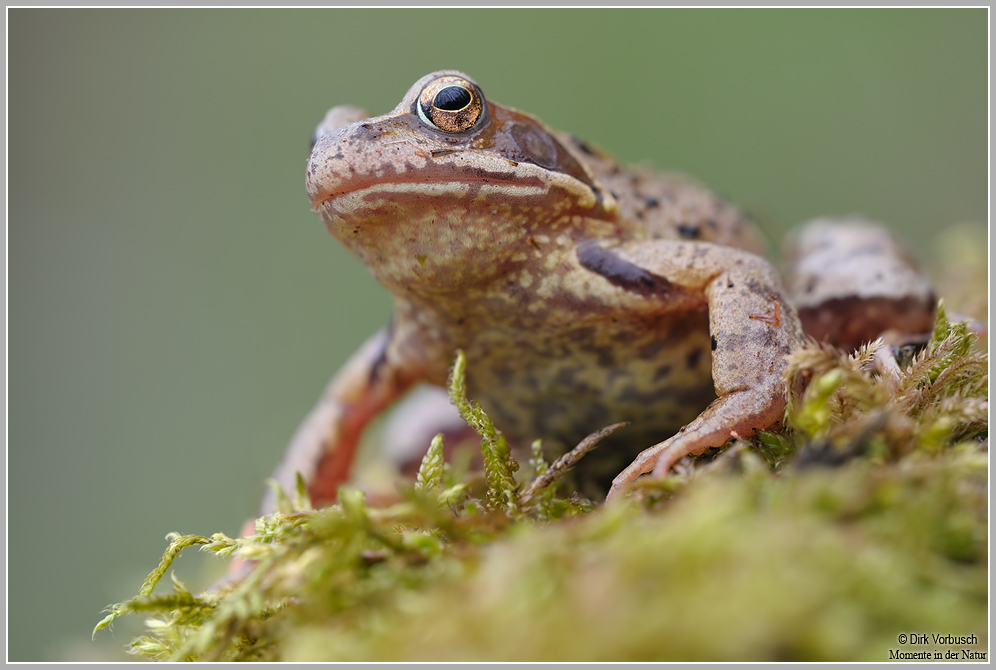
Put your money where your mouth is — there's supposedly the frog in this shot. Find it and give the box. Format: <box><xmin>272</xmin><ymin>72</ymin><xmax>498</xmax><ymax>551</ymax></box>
<box><xmin>266</xmin><ymin>70</ymin><xmax>936</xmax><ymax>511</ymax></box>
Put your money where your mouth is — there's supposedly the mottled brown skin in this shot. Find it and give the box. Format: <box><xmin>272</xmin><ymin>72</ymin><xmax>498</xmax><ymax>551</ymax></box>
<box><xmin>267</xmin><ymin>71</ymin><xmax>929</xmax><ymax>511</ymax></box>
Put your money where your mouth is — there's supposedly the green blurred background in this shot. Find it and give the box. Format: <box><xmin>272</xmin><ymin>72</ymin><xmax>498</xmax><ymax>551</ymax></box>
<box><xmin>8</xmin><ymin>8</ymin><xmax>986</xmax><ymax>661</ymax></box>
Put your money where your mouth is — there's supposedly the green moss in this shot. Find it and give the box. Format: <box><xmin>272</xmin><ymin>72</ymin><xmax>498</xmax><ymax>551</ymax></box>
<box><xmin>94</xmin><ymin>305</ymin><xmax>988</xmax><ymax>661</ymax></box>
<box><xmin>448</xmin><ymin>350</ymin><xmax>520</xmax><ymax>514</ymax></box>
<box><xmin>784</xmin><ymin>300</ymin><xmax>987</xmax><ymax>464</ymax></box>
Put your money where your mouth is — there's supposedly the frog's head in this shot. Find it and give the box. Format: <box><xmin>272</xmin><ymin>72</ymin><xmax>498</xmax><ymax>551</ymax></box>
<box><xmin>306</xmin><ymin>71</ymin><xmax>619</xmax><ymax>295</ymax></box>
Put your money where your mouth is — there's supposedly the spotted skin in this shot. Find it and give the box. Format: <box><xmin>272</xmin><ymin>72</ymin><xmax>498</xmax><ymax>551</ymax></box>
<box><xmin>265</xmin><ymin>71</ymin><xmax>932</xmax><ymax>511</ymax></box>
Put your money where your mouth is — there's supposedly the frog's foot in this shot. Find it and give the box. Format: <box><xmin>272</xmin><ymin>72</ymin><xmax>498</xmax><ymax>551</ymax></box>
<box><xmin>606</xmin><ymin>378</ymin><xmax>786</xmax><ymax>501</ymax></box>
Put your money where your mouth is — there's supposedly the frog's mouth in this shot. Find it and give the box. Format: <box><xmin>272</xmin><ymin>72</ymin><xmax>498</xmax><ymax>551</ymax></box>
<box><xmin>309</xmin><ymin>154</ymin><xmax>610</xmax><ymax>230</ymax></box>
<box><xmin>318</xmin><ymin>174</ymin><xmax>550</xmax><ymax>213</ymax></box>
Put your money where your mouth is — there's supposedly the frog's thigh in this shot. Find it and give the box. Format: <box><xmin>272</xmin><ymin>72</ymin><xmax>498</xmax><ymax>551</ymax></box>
<box><xmin>596</xmin><ymin>241</ymin><xmax>805</xmax><ymax>498</ymax></box>
<box><xmin>785</xmin><ymin>217</ymin><xmax>935</xmax><ymax>349</ymax></box>
<box><xmin>264</xmin><ymin>327</ymin><xmax>416</xmax><ymax>513</ymax></box>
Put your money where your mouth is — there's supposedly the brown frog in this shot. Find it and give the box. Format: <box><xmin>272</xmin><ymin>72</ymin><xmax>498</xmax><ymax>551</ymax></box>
<box><xmin>268</xmin><ymin>70</ymin><xmax>935</xmax><ymax>510</ymax></box>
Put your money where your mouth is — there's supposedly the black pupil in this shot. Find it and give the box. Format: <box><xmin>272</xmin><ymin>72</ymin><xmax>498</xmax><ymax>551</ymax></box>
<box><xmin>434</xmin><ymin>86</ymin><xmax>472</xmax><ymax>111</ymax></box>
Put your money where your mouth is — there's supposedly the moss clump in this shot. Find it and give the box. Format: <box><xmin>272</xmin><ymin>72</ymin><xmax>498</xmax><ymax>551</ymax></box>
<box><xmin>94</xmin><ymin>307</ymin><xmax>987</xmax><ymax>662</ymax></box>
<box><xmin>785</xmin><ymin>300</ymin><xmax>987</xmax><ymax>463</ymax></box>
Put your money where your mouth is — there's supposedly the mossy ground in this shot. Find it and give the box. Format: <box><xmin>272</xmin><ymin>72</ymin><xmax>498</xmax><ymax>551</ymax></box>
<box><xmin>94</xmin><ymin>231</ymin><xmax>989</xmax><ymax>662</ymax></box>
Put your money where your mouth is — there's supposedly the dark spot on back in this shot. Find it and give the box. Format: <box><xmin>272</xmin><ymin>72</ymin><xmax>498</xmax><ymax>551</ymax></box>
<box><xmin>572</xmin><ymin>136</ymin><xmax>596</xmax><ymax>156</ymax></box>
<box><xmin>711</xmin><ymin>335</ymin><xmax>718</xmax><ymax>351</ymax></box>
<box><xmin>644</xmin><ymin>196</ymin><xmax>660</xmax><ymax>208</ymax></box>
<box><xmin>654</xmin><ymin>364</ymin><xmax>672</xmax><ymax>381</ymax></box>
<box><xmin>685</xmin><ymin>348</ymin><xmax>702</xmax><ymax>370</ymax></box>
<box><xmin>576</xmin><ymin>241</ymin><xmax>674</xmax><ymax>298</ymax></box>
<box><xmin>677</xmin><ymin>224</ymin><xmax>701</xmax><ymax>239</ymax></box>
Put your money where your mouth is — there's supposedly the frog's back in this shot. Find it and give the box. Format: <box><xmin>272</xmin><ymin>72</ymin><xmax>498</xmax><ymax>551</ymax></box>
<box><xmin>561</xmin><ymin>133</ymin><xmax>768</xmax><ymax>255</ymax></box>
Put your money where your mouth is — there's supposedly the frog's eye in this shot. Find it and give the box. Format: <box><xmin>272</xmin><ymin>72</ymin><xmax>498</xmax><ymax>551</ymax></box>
<box><xmin>417</xmin><ymin>75</ymin><xmax>485</xmax><ymax>133</ymax></box>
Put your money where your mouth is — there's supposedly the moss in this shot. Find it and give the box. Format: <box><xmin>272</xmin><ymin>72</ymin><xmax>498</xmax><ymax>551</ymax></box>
<box><xmin>94</xmin><ymin>293</ymin><xmax>988</xmax><ymax>661</ymax></box>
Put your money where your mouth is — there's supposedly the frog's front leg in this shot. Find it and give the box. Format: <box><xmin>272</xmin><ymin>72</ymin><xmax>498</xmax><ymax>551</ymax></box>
<box><xmin>586</xmin><ymin>241</ymin><xmax>806</xmax><ymax>501</ymax></box>
<box><xmin>262</xmin><ymin>327</ymin><xmax>418</xmax><ymax>513</ymax></box>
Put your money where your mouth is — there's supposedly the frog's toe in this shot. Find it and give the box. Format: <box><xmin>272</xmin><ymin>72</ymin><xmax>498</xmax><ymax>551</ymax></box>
<box><xmin>606</xmin><ymin>436</ymin><xmax>689</xmax><ymax>501</ymax></box>
<box><xmin>606</xmin><ymin>445</ymin><xmax>661</xmax><ymax>501</ymax></box>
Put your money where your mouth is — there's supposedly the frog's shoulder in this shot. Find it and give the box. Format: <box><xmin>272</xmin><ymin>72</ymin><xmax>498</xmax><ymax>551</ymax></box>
<box><xmin>559</xmin><ymin>132</ymin><xmax>767</xmax><ymax>255</ymax></box>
